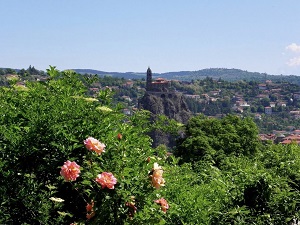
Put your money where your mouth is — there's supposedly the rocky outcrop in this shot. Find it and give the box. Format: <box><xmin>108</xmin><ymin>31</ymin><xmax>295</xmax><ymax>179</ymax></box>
<box><xmin>139</xmin><ymin>92</ymin><xmax>191</xmax><ymax>147</ymax></box>
<box><xmin>139</xmin><ymin>92</ymin><xmax>191</xmax><ymax>124</ymax></box>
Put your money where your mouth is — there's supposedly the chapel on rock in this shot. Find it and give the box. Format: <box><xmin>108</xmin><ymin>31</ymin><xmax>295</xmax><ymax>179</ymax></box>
<box><xmin>146</xmin><ymin>67</ymin><xmax>171</xmax><ymax>93</ymax></box>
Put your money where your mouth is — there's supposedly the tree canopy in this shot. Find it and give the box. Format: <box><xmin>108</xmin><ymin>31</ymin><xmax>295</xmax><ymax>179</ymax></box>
<box><xmin>175</xmin><ymin>114</ymin><xmax>261</xmax><ymax>165</ymax></box>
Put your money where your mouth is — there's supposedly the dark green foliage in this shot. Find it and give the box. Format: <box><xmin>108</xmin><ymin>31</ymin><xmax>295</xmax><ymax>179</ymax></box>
<box><xmin>175</xmin><ymin>114</ymin><xmax>261</xmax><ymax>164</ymax></box>
<box><xmin>4</xmin><ymin>68</ymin><xmax>16</xmax><ymax>74</ymax></box>
<box><xmin>260</xmin><ymin>97</ymin><xmax>270</xmax><ymax>107</ymax></box>
<box><xmin>173</xmin><ymin>114</ymin><xmax>300</xmax><ymax>224</ymax></box>
<box><xmin>27</xmin><ymin>65</ymin><xmax>40</xmax><ymax>75</ymax></box>
<box><xmin>0</xmin><ymin>67</ymin><xmax>154</xmax><ymax>224</ymax></box>
<box><xmin>0</xmin><ymin>70</ymin><xmax>91</xmax><ymax>223</ymax></box>
<box><xmin>243</xmin><ymin>178</ymin><xmax>271</xmax><ymax>213</ymax></box>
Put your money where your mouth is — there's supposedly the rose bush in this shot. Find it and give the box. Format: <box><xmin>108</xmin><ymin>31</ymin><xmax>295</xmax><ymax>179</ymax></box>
<box><xmin>0</xmin><ymin>68</ymin><xmax>173</xmax><ymax>224</ymax></box>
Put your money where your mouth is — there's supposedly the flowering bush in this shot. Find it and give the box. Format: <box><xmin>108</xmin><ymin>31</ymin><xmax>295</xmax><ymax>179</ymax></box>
<box><xmin>58</xmin><ymin>135</ymin><xmax>171</xmax><ymax>224</ymax></box>
<box><xmin>0</xmin><ymin>68</ymin><xmax>174</xmax><ymax>224</ymax></box>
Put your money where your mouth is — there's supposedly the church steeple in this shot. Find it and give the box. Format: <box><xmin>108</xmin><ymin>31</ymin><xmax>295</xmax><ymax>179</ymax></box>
<box><xmin>146</xmin><ymin>67</ymin><xmax>152</xmax><ymax>91</ymax></box>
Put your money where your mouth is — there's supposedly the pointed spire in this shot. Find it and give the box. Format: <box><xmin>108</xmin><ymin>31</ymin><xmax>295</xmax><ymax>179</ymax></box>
<box><xmin>146</xmin><ymin>67</ymin><xmax>152</xmax><ymax>91</ymax></box>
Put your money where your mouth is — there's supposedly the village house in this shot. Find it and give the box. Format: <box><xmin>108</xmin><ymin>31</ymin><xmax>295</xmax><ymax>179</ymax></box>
<box><xmin>209</xmin><ymin>90</ymin><xmax>221</xmax><ymax>96</ymax></box>
<box><xmin>293</xmin><ymin>92</ymin><xmax>300</xmax><ymax>100</ymax></box>
<box><xmin>239</xmin><ymin>101</ymin><xmax>250</xmax><ymax>107</ymax></box>
<box><xmin>4</xmin><ymin>74</ymin><xmax>19</xmax><ymax>81</ymax></box>
<box><xmin>259</xmin><ymin>133</ymin><xmax>277</xmax><ymax>143</ymax></box>
<box><xmin>16</xmin><ymin>81</ymin><xmax>26</xmax><ymax>86</ymax></box>
<box><xmin>265</xmin><ymin>80</ymin><xmax>272</xmax><ymax>85</ymax></box>
<box><xmin>264</xmin><ymin>106</ymin><xmax>272</xmax><ymax>115</ymax></box>
<box><xmin>256</xmin><ymin>94</ymin><xmax>269</xmax><ymax>100</ymax></box>
<box><xmin>232</xmin><ymin>105</ymin><xmax>243</xmax><ymax>113</ymax></box>
<box><xmin>121</xmin><ymin>96</ymin><xmax>132</xmax><ymax>102</ymax></box>
<box><xmin>209</xmin><ymin>97</ymin><xmax>218</xmax><ymax>102</ymax></box>
<box><xmin>103</xmin><ymin>86</ymin><xmax>119</xmax><ymax>91</ymax></box>
<box><xmin>258</xmin><ymin>83</ymin><xmax>267</xmax><ymax>90</ymax></box>
<box><xmin>271</xmin><ymin>88</ymin><xmax>282</xmax><ymax>93</ymax></box>
<box><xmin>277</xmin><ymin>102</ymin><xmax>287</xmax><ymax>107</ymax></box>
<box><xmin>292</xmin><ymin>130</ymin><xmax>300</xmax><ymax>135</ymax></box>
<box><xmin>262</xmin><ymin>90</ymin><xmax>270</xmax><ymax>95</ymax></box>
<box><xmin>290</xmin><ymin>111</ymin><xmax>300</xmax><ymax>119</ymax></box>
<box><xmin>255</xmin><ymin>114</ymin><xmax>262</xmax><ymax>120</ymax></box>
<box><xmin>33</xmin><ymin>75</ymin><xmax>48</xmax><ymax>82</ymax></box>
<box><xmin>184</xmin><ymin>94</ymin><xmax>201</xmax><ymax>100</ymax></box>
<box><xmin>280</xmin><ymin>134</ymin><xmax>300</xmax><ymax>145</ymax></box>
<box><xmin>89</xmin><ymin>87</ymin><xmax>99</xmax><ymax>93</ymax></box>
<box><xmin>232</xmin><ymin>94</ymin><xmax>244</xmax><ymax>102</ymax></box>
<box><xmin>123</xmin><ymin>81</ymin><xmax>134</xmax><ymax>88</ymax></box>
<box><xmin>286</xmin><ymin>126</ymin><xmax>296</xmax><ymax>131</ymax></box>
<box><xmin>201</xmin><ymin>94</ymin><xmax>209</xmax><ymax>99</ymax></box>
<box><xmin>123</xmin><ymin>108</ymin><xmax>131</xmax><ymax>115</ymax></box>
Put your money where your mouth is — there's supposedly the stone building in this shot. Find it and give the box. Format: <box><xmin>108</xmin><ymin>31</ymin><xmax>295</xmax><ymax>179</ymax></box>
<box><xmin>146</xmin><ymin>67</ymin><xmax>171</xmax><ymax>92</ymax></box>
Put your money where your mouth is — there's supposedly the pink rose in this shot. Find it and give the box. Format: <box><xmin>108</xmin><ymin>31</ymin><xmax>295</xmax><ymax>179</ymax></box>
<box><xmin>150</xmin><ymin>163</ymin><xmax>165</xmax><ymax>189</ymax></box>
<box><xmin>117</xmin><ymin>133</ymin><xmax>123</xmax><ymax>140</ymax></box>
<box><xmin>86</xmin><ymin>200</ymin><xmax>95</xmax><ymax>220</ymax></box>
<box><xmin>95</xmin><ymin>172</ymin><xmax>117</xmax><ymax>189</ymax></box>
<box><xmin>154</xmin><ymin>198</ymin><xmax>169</xmax><ymax>213</ymax></box>
<box><xmin>86</xmin><ymin>200</ymin><xmax>94</xmax><ymax>212</ymax></box>
<box><xmin>126</xmin><ymin>201</ymin><xmax>137</xmax><ymax>219</ymax></box>
<box><xmin>60</xmin><ymin>160</ymin><xmax>80</xmax><ymax>181</ymax></box>
<box><xmin>84</xmin><ymin>137</ymin><xmax>106</xmax><ymax>155</ymax></box>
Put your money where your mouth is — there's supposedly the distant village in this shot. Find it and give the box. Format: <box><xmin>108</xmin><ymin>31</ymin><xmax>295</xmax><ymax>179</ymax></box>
<box><xmin>2</xmin><ymin>66</ymin><xmax>300</xmax><ymax>146</ymax></box>
<box><xmin>87</xmin><ymin>69</ymin><xmax>300</xmax><ymax>146</ymax></box>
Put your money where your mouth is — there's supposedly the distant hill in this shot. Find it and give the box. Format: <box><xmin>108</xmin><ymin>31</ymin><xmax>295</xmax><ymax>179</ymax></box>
<box><xmin>73</xmin><ymin>68</ymin><xmax>300</xmax><ymax>84</ymax></box>
<box><xmin>72</xmin><ymin>69</ymin><xmax>146</xmax><ymax>79</ymax></box>
<box><xmin>2</xmin><ymin>67</ymin><xmax>300</xmax><ymax>84</ymax></box>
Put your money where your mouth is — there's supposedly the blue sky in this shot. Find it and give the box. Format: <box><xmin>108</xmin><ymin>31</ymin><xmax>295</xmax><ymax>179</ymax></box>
<box><xmin>1</xmin><ymin>0</ymin><xmax>300</xmax><ymax>75</ymax></box>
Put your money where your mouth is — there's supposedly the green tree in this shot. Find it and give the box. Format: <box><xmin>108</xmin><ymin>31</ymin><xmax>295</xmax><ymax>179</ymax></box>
<box><xmin>27</xmin><ymin>65</ymin><xmax>39</xmax><ymax>75</ymax></box>
<box><xmin>174</xmin><ymin>114</ymin><xmax>261</xmax><ymax>165</ymax></box>
<box><xmin>261</xmin><ymin>97</ymin><xmax>270</xmax><ymax>107</ymax></box>
<box><xmin>251</xmin><ymin>106</ymin><xmax>257</xmax><ymax>113</ymax></box>
<box><xmin>5</xmin><ymin>68</ymin><xmax>16</xmax><ymax>74</ymax></box>
<box><xmin>257</xmin><ymin>105</ymin><xmax>265</xmax><ymax>113</ymax></box>
<box><xmin>18</xmin><ymin>68</ymin><xmax>29</xmax><ymax>77</ymax></box>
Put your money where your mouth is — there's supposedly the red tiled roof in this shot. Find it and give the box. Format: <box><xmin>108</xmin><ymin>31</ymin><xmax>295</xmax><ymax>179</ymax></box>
<box><xmin>281</xmin><ymin>140</ymin><xmax>300</xmax><ymax>144</ymax></box>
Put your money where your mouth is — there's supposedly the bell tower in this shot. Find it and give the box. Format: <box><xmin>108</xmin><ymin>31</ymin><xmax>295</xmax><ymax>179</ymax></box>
<box><xmin>146</xmin><ymin>67</ymin><xmax>152</xmax><ymax>91</ymax></box>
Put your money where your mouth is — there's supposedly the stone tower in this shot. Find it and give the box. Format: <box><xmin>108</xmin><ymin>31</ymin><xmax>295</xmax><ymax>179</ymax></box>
<box><xmin>146</xmin><ymin>67</ymin><xmax>152</xmax><ymax>91</ymax></box>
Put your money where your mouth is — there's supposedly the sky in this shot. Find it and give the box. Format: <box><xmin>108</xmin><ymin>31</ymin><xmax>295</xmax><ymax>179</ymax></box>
<box><xmin>1</xmin><ymin>0</ymin><xmax>300</xmax><ymax>75</ymax></box>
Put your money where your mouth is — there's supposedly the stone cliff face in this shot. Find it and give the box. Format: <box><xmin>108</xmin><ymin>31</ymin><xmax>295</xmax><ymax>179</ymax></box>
<box><xmin>139</xmin><ymin>92</ymin><xmax>191</xmax><ymax>124</ymax></box>
<box><xmin>138</xmin><ymin>92</ymin><xmax>191</xmax><ymax>147</ymax></box>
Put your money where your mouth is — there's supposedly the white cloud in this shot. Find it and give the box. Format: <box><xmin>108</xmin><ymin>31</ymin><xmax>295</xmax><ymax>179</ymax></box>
<box><xmin>286</xmin><ymin>43</ymin><xmax>300</xmax><ymax>52</ymax></box>
<box><xmin>286</xmin><ymin>57</ymin><xmax>300</xmax><ymax>66</ymax></box>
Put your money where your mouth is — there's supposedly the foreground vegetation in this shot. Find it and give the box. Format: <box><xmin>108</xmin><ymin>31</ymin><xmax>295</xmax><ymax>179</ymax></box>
<box><xmin>1</xmin><ymin>67</ymin><xmax>300</xmax><ymax>224</ymax></box>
